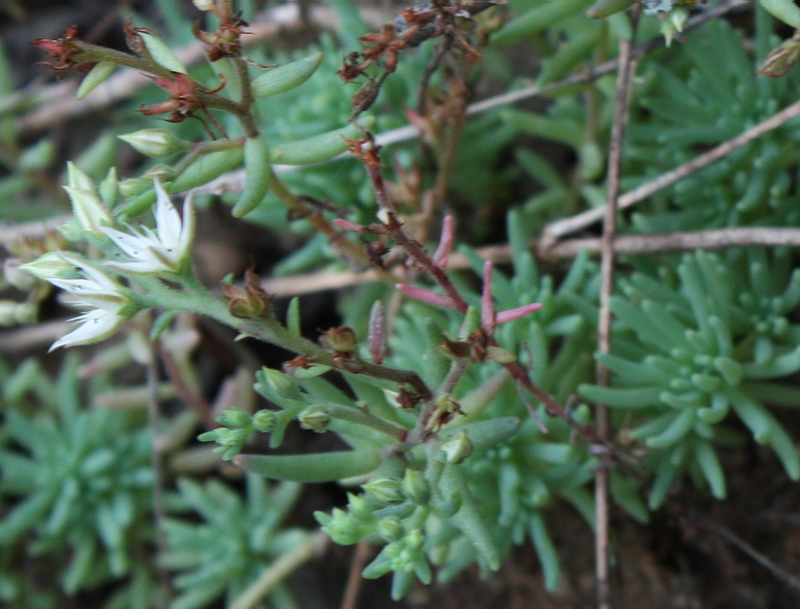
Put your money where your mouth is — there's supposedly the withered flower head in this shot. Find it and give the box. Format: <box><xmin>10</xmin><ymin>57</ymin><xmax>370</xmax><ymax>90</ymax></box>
<box><xmin>33</xmin><ymin>25</ymin><xmax>95</xmax><ymax>75</ymax></box>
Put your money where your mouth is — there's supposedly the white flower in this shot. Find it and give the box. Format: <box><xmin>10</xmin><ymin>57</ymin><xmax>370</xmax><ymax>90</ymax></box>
<box><xmin>99</xmin><ymin>179</ymin><xmax>195</xmax><ymax>274</ymax></box>
<box><xmin>29</xmin><ymin>254</ymin><xmax>131</xmax><ymax>351</ymax></box>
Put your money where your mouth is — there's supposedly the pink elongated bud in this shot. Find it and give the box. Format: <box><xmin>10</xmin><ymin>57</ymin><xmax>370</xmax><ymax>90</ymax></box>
<box><xmin>432</xmin><ymin>215</ymin><xmax>454</xmax><ymax>268</ymax></box>
<box><xmin>495</xmin><ymin>302</ymin><xmax>543</xmax><ymax>325</ymax></box>
<box><xmin>481</xmin><ymin>261</ymin><xmax>495</xmax><ymax>332</ymax></box>
<box><xmin>368</xmin><ymin>300</ymin><xmax>387</xmax><ymax>364</ymax></box>
<box><xmin>333</xmin><ymin>218</ymin><xmax>367</xmax><ymax>232</ymax></box>
<box><xmin>395</xmin><ymin>283</ymin><xmax>457</xmax><ymax>309</ymax></box>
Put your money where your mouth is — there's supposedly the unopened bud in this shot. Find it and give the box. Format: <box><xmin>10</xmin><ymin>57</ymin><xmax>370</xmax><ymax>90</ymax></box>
<box><xmin>119</xmin><ymin>129</ymin><xmax>189</xmax><ymax>158</ymax></box>
<box><xmin>252</xmin><ymin>410</ymin><xmax>276</xmax><ymax>432</ymax></box>
<box><xmin>364</xmin><ymin>477</ymin><xmax>404</xmax><ymax>505</ymax></box>
<box><xmin>320</xmin><ymin>326</ymin><xmax>358</xmax><ymax>354</ymax></box>
<box><xmin>222</xmin><ymin>269</ymin><xmax>273</xmax><ymax>319</ymax></box>
<box><xmin>299</xmin><ymin>406</ymin><xmax>331</xmax><ymax>433</ymax></box>
<box><xmin>760</xmin><ymin>29</ymin><xmax>800</xmax><ymax>78</ymax></box>
<box><xmin>402</xmin><ymin>469</ymin><xmax>430</xmax><ymax>505</ymax></box>
<box><xmin>217</xmin><ymin>408</ymin><xmax>251</xmax><ymax>428</ymax></box>
<box><xmin>63</xmin><ymin>186</ymin><xmax>112</xmax><ymax>231</ymax></box>
<box><xmin>258</xmin><ymin>367</ymin><xmax>302</xmax><ymax>401</ymax></box>
<box><xmin>218</xmin><ymin>427</ymin><xmax>249</xmax><ymax>446</ymax></box>
<box><xmin>346</xmin><ymin>492</ymin><xmax>374</xmax><ymax>521</ymax></box>
<box><xmin>118</xmin><ymin>177</ymin><xmax>152</xmax><ymax>198</ymax></box>
<box><xmin>440</xmin><ymin>431</ymin><xmax>473</xmax><ymax>464</ymax></box>
<box><xmin>20</xmin><ymin>252</ymin><xmax>72</xmax><ymax>281</ymax></box>
<box><xmin>377</xmin><ymin>517</ymin><xmax>404</xmax><ymax>542</ymax></box>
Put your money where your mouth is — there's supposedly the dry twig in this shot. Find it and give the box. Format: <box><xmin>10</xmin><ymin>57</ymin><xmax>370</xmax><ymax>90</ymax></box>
<box><xmin>594</xmin><ymin>6</ymin><xmax>640</xmax><ymax>606</ymax></box>
<box><xmin>543</xmin><ymin>96</ymin><xmax>800</xmax><ymax>246</ymax></box>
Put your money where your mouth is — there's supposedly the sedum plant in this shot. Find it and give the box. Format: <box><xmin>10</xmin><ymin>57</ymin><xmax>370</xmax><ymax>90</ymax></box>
<box><xmin>5</xmin><ymin>0</ymin><xmax>800</xmax><ymax>606</ymax></box>
<box><xmin>581</xmin><ymin>249</ymin><xmax>800</xmax><ymax>507</ymax></box>
<box><xmin>0</xmin><ymin>354</ymin><xmax>154</xmax><ymax>601</ymax></box>
<box><xmin>162</xmin><ymin>475</ymin><xmax>309</xmax><ymax>609</ymax></box>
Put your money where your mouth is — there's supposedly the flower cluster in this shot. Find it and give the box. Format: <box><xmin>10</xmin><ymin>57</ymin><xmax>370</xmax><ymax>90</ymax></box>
<box><xmin>22</xmin><ymin>178</ymin><xmax>195</xmax><ymax>350</ymax></box>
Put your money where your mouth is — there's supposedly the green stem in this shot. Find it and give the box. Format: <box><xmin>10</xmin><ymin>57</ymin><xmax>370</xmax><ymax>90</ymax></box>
<box><xmin>73</xmin><ymin>41</ymin><xmax>173</xmax><ymax>79</ymax></box>
<box><xmin>325</xmin><ymin>403</ymin><xmax>407</xmax><ymax>440</ymax></box>
<box><xmin>228</xmin><ymin>532</ymin><xmax>324</xmax><ymax>609</ymax></box>
<box><xmin>135</xmin><ymin>275</ymin><xmax>431</xmax><ymax>398</ymax></box>
<box><xmin>171</xmin><ymin>137</ymin><xmax>245</xmax><ymax>177</ymax></box>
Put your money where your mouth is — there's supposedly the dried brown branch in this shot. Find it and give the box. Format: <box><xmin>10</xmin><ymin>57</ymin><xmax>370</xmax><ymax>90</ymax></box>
<box><xmin>542</xmin><ymin>227</ymin><xmax>800</xmax><ymax>259</ymax></box>
<box><xmin>594</xmin><ymin>6</ymin><xmax>640</xmax><ymax>606</ymax></box>
<box><xmin>690</xmin><ymin>514</ymin><xmax>800</xmax><ymax>594</ymax></box>
<box><xmin>543</xmin><ymin>96</ymin><xmax>800</xmax><ymax>245</ymax></box>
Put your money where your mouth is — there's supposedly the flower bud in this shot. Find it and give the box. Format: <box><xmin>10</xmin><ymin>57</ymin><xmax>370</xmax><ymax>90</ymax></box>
<box><xmin>221</xmin><ymin>269</ymin><xmax>273</xmax><ymax>319</ymax></box>
<box><xmin>252</xmin><ymin>410</ymin><xmax>276</xmax><ymax>432</ymax></box>
<box><xmin>257</xmin><ymin>367</ymin><xmax>302</xmax><ymax>401</ymax></box>
<box><xmin>217</xmin><ymin>408</ymin><xmax>251</xmax><ymax>428</ymax></box>
<box><xmin>402</xmin><ymin>469</ymin><xmax>430</xmax><ymax>505</ymax></box>
<box><xmin>118</xmin><ymin>177</ymin><xmax>152</xmax><ymax>198</ymax></box>
<box><xmin>378</xmin><ymin>517</ymin><xmax>404</xmax><ymax>542</ymax></box>
<box><xmin>63</xmin><ymin>186</ymin><xmax>112</xmax><ymax>231</ymax></box>
<box><xmin>320</xmin><ymin>326</ymin><xmax>358</xmax><ymax>354</ymax></box>
<box><xmin>218</xmin><ymin>427</ymin><xmax>249</xmax><ymax>447</ymax></box>
<box><xmin>440</xmin><ymin>431</ymin><xmax>473</xmax><ymax>464</ymax></box>
<box><xmin>20</xmin><ymin>252</ymin><xmax>72</xmax><ymax>281</ymax></box>
<box><xmin>760</xmin><ymin>30</ymin><xmax>800</xmax><ymax>78</ymax></box>
<box><xmin>346</xmin><ymin>492</ymin><xmax>374</xmax><ymax>521</ymax></box>
<box><xmin>119</xmin><ymin>129</ymin><xmax>189</xmax><ymax>158</ymax></box>
<box><xmin>364</xmin><ymin>477</ymin><xmax>404</xmax><ymax>505</ymax></box>
<box><xmin>298</xmin><ymin>406</ymin><xmax>332</xmax><ymax>433</ymax></box>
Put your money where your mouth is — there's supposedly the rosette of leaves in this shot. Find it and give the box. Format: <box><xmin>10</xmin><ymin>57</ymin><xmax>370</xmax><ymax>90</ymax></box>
<box><xmin>162</xmin><ymin>474</ymin><xmax>307</xmax><ymax>609</ymax></box>
<box><xmin>624</xmin><ymin>18</ymin><xmax>800</xmax><ymax>232</ymax></box>
<box><xmin>0</xmin><ymin>354</ymin><xmax>155</xmax><ymax>599</ymax></box>
<box><xmin>580</xmin><ymin>249</ymin><xmax>800</xmax><ymax>508</ymax></box>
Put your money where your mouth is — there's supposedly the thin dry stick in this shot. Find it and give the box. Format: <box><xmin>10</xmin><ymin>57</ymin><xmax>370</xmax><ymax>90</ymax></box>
<box><xmin>543</xmin><ymin>97</ymin><xmax>800</xmax><ymax>244</ymax></box>
<box><xmin>542</xmin><ymin>227</ymin><xmax>800</xmax><ymax>259</ymax></box>
<box><xmin>254</xmin><ymin>226</ymin><xmax>800</xmax><ymax>296</ymax></box>
<box><xmin>692</xmin><ymin>516</ymin><xmax>800</xmax><ymax>593</ymax></box>
<box><xmin>594</xmin><ymin>7</ymin><xmax>640</xmax><ymax>606</ymax></box>
<box><xmin>340</xmin><ymin>541</ymin><xmax>372</xmax><ymax>609</ymax></box>
<box><xmin>228</xmin><ymin>531</ymin><xmax>327</xmax><ymax>609</ymax></box>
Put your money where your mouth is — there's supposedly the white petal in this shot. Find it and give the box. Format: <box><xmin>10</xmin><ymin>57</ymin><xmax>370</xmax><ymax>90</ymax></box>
<box><xmin>58</xmin><ymin>254</ymin><xmax>122</xmax><ymax>293</ymax></box>
<box><xmin>178</xmin><ymin>194</ymin><xmax>195</xmax><ymax>257</ymax></box>
<box><xmin>50</xmin><ymin>308</ymin><xmax>126</xmax><ymax>351</ymax></box>
<box><xmin>153</xmin><ymin>179</ymin><xmax>182</xmax><ymax>245</ymax></box>
<box><xmin>103</xmin><ymin>260</ymin><xmax>166</xmax><ymax>274</ymax></box>
<box><xmin>99</xmin><ymin>227</ymin><xmax>153</xmax><ymax>260</ymax></box>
